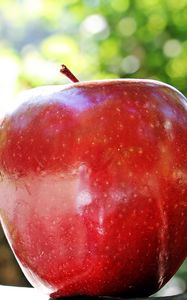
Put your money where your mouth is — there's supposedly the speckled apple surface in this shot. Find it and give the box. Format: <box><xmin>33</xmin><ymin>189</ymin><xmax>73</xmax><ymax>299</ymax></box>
<box><xmin>0</xmin><ymin>79</ymin><xmax>186</xmax><ymax>298</ymax></box>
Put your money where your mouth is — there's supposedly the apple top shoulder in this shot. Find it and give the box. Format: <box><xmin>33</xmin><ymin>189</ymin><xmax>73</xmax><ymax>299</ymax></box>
<box><xmin>3</xmin><ymin>79</ymin><xmax>187</xmax><ymax>117</ymax></box>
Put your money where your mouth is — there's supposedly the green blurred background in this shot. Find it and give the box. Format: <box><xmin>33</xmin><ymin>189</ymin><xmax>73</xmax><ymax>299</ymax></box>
<box><xmin>0</xmin><ymin>0</ymin><xmax>187</xmax><ymax>296</ymax></box>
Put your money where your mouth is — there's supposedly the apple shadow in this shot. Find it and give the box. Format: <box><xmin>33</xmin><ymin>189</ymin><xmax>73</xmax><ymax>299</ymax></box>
<box><xmin>49</xmin><ymin>292</ymin><xmax>187</xmax><ymax>300</ymax></box>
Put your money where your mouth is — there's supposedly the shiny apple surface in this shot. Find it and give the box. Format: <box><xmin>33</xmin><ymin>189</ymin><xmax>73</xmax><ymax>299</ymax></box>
<box><xmin>0</xmin><ymin>80</ymin><xmax>186</xmax><ymax>297</ymax></box>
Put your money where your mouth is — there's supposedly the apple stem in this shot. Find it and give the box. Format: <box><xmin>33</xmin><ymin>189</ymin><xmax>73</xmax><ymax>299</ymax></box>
<box><xmin>60</xmin><ymin>65</ymin><xmax>79</xmax><ymax>83</ymax></box>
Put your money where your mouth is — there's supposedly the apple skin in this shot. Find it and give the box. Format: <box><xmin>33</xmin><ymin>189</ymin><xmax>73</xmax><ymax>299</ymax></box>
<box><xmin>0</xmin><ymin>79</ymin><xmax>186</xmax><ymax>298</ymax></box>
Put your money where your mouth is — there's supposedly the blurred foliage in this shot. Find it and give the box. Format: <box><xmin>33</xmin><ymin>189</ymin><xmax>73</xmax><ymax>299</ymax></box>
<box><xmin>0</xmin><ymin>0</ymin><xmax>187</xmax><ymax>294</ymax></box>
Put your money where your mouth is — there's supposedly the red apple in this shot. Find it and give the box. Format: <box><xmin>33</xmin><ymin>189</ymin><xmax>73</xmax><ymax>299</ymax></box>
<box><xmin>0</xmin><ymin>66</ymin><xmax>186</xmax><ymax>298</ymax></box>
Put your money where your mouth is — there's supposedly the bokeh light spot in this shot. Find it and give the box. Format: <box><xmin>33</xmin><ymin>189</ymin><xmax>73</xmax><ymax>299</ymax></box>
<box><xmin>148</xmin><ymin>14</ymin><xmax>167</xmax><ymax>33</ymax></box>
<box><xmin>111</xmin><ymin>0</ymin><xmax>129</xmax><ymax>12</ymax></box>
<box><xmin>121</xmin><ymin>55</ymin><xmax>140</xmax><ymax>74</ymax></box>
<box><xmin>80</xmin><ymin>14</ymin><xmax>109</xmax><ymax>38</ymax></box>
<box><xmin>166</xmin><ymin>57</ymin><xmax>187</xmax><ymax>78</ymax></box>
<box><xmin>163</xmin><ymin>39</ymin><xmax>182</xmax><ymax>58</ymax></box>
<box><xmin>118</xmin><ymin>17</ymin><xmax>137</xmax><ymax>37</ymax></box>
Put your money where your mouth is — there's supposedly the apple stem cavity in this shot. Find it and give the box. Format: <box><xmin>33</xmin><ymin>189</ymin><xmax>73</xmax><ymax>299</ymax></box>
<box><xmin>60</xmin><ymin>65</ymin><xmax>80</xmax><ymax>83</ymax></box>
